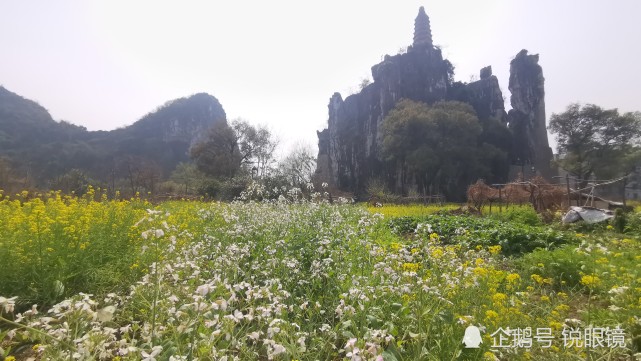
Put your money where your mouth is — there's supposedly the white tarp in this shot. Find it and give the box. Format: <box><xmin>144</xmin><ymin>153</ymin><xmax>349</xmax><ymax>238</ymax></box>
<box><xmin>562</xmin><ymin>206</ymin><xmax>614</xmax><ymax>224</ymax></box>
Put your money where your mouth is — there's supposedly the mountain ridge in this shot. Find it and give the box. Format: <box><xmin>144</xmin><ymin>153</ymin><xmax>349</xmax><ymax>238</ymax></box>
<box><xmin>0</xmin><ymin>86</ymin><xmax>226</xmax><ymax>188</ymax></box>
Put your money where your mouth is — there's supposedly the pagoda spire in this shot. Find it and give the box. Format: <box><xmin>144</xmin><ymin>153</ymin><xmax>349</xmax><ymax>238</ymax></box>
<box><xmin>413</xmin><ymin>6</ymin><xmax>433</xmax><ymax>47</ymax></box>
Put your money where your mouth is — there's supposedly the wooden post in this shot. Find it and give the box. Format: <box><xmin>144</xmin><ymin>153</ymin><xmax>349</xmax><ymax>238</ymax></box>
<box><xmin>623</xmin><ymin>177</ymin><xmax>627</xmax><ymax>208</ymax></box>
<box><xmin>499</xmin><ymin>187</ymin><xmax>503</xmax><ymax>213</ymax></box>
<box><xmin>565</xmin><ymin>174</ymin><xmax>571</xmax><ymax>208</ymax></box>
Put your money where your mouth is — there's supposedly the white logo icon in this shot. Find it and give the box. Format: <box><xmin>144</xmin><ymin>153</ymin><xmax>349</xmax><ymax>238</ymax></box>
<box><xmin>463</xmin><ymin>325</ymin><xmax>483</xmax><ymax>348</ymax></box>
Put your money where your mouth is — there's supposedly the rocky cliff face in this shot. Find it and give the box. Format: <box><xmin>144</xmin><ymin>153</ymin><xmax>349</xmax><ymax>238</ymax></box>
<box><xmin>0</xmin><ymin>88</ymin><xmax>226</xmax><ymax>184</ymax></box>
<box><xmin>125</xmin><ymin>93</ymin><xmax>226</xmax><ymax>145</ymax></box>
<box><xmin>316</xmin><ymin>7</ymin><xmax>554</xmax><ymax>197</ymax></box>
<box><xmin>464</xmin><ymin>66</ymin><xmax>507</xmax><ymax>123</ymax></box>
<box><xmin>316</xmin><ymin>7</ymin><xmax>453</xmax><ymax>192</ymax></box>
<box><xmin>507</xmin><ymin>50</ymin><xmax>554</xmax><ymax>179</ymax></box>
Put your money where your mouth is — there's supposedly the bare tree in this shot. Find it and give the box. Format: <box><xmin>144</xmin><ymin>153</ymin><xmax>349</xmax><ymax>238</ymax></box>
<box><xmin>278</xmin><ymin>143</ymin><xmax>316</xmax><ymax>187</ymax></box>
<box><xmin>190</xmin><ymin>119</ymin><xmax>278</xmax><ymax>179</ymax></box>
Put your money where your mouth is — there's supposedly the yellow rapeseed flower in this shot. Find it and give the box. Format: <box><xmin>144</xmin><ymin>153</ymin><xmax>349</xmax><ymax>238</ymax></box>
<box><xmin>485</xmin><ymin>310</ymin><xmax>499</xmax><ymax>320</ymax></box>
<box><xmin>483</xmin><ymin>351</ymin><xmax>498</xmax><ymax>360</ymax></box>
<box><xmin>402</xmin><ymin>263</ymin><xmax>420</xmax><ymax>273</ymax></box>
<box><xmin>506</xmin><ymin>273</ymin><xmax>520</xmax><ymax>283</ymax></box>
<box><xmin>531</xmin><ymin>274</ymin><xmax>544</xmax><ymax>284</ymax></box>
<box><xmin>473</xmin><ymin>267</ymin><xmax>488</xmax><ymax>277</ymax></box>
<box><xmin>488</xmin><ymin>245</ymin><xmax>501</xmax><ymax>255</ymax></box>
<box><xmin>549</xmin><ymin>321</ymin><xmax>563</xmax><ymax>330</ymax></box>
<box><xmin>492</xmin><ymin>293</ymin><xmax>508</xmax><ymax>304</ymax></box>
<box><xmin>581</xmin><ymin>275</ymin><xmax>601</xmax><ymax>287</ymax></box>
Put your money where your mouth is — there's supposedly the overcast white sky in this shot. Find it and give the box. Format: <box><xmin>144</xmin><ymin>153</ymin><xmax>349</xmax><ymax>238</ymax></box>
<box><xmin>1</xmin><ymin>1</ymin><xmax>640</xmax><ymax>156</ymax></box>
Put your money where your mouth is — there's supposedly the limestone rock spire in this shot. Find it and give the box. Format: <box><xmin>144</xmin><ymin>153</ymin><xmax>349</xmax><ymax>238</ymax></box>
<box><xmin>413</xmin><ymin>6</ymin><xmax>433</xmax><ymax>47</ymax></box>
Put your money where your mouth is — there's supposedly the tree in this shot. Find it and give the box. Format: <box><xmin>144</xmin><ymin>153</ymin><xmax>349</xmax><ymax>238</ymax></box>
<box><xmin>170</xmin><ymin>162</ymin><xmax>208</xmax><ymax>194</ymax></box>
<box><xmin>278</xmin><ymin>143</ymin><xmax>316</xmax><ymax>188</ymax></box>
<box><xmin>549</xmin><ymin>103</ymin><xmax>641</xmax><ymax>188</ymax></box>
<box><xmin>49</xmin><ymin>169</ymin><xmax>92</xmax><ymax>195</ymax></box>
<box><xmin>0</xmin><ymin>157</ymin><xmax>13</xmax><ymax>191</ymax></box>
<box><xmin>190</xmin><ymin>119</ymin><xmax>278</xmax><ymax>179</ymax></box>
<box><xmin>116</xmin><ymin>156</ymin><xmax>162</xmax><ymax>196</ymax></box>
<box><xmin>381</xmin><ymin>99</ymin><xmax>495</xmax><ymax>199</ymax></box>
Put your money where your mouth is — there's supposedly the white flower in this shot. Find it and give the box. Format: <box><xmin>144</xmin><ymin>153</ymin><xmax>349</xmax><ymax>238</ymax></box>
<box><xmin>196</xmin><ymin>283</ymin><xmax>213</xmax><ymax>296</ymax></box>
<box><xmin>0</xmin><ymin>296</ymin><xmax>17</xmax><ymax>313</ymax></box>
<box><xmin>345</xmin><ymin>337</ymin><xmax>357</xmax><ymax>351</ymax></box>
<box><xmin>141</xmin><ymin>345</ymin><xmax>163</xmax><ymax>361</ymax></box>
<box><xmin>609</xmin><ymin>286</ymin><xmax>629</xmax><ymax>295</ymax></box>
<box><xmin>272</xmin><ymin>343</ymin><xmax>286</xmax><ymax>356</ymax></box>
<box><xmin>96</xmin><ymin>305</ymin><xmax>116</xmax><ymax>322</ymax></box>
<box><xmin>234</xmin><ymin>309</ymin><xmax>244</xmax><ymax>320</ymax></box>
<box><xmin>213</xmin><ymin>298</ymin><xmax>228</xmax><ymax>311</ymax></box>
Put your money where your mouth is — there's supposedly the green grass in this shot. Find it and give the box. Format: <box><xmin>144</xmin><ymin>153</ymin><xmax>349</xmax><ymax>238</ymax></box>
<box><xmin>0</xmin><ymin>197</ymin><xmax>639</xmax><ymax>360</ymax></box>
<box><xmin>366</xmin><ymin>203</ymin><xmax>459</xmax><ymax>217</ymax></box>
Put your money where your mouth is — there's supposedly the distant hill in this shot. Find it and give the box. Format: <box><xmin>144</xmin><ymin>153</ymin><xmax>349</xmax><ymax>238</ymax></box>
<box><xmin>0</xmin><ymin>86</ymin><xmax>226</xmax><ymax>189</ymax></box>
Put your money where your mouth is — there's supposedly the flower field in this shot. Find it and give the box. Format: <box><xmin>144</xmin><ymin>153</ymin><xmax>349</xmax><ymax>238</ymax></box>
<box><xmin>1</xmin><ymin>191</ymin><xmax>641</xmax><ymax>360</ymax></box>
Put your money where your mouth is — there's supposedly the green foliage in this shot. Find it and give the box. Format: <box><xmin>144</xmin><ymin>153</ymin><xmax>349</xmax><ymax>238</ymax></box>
<box><xmin>487</xmin><ymin>205</ymin><xmax>542</xmax><ymax>226</ymax></box>
<box><xmin>1</xmin><ymin>201</ymin><xmax>639</xmax><ymax>360</ymax></box>
<box><xmin>274</xmin><ymin>143</ymin><xmax>316</xmax><ymax>189</ymax></box>
<box><xmin>613</xmin><ymin>208</ymin><xmax>628</xmax><ymax>233</ymax></box>
<box><xmin>190</xmin><ymin>119</ymin><xmax>277</xmax><ymax>182</ymax></box>
<box><xmin>388</xmin><ymin>214</ymin><xmax>576</xmax><ymax>255</ymax></box>
<box><xmin>169</xmin><ymin>162</ymin><xmax>209</xmax><ymax>195</ymax></box>
<box><xmin>549</xmin><ymin>103</ymin><xmax>641</xmax><ymax>187</ymax></box>
<box><xmin>0</xmin><ymin>191</ymin><xmax>151</xmax><ymax>309</ymax></box>
<box><xmin>518</xmin><ymin>234</ymin><xmax>640</xmax><ymax>298</ymax></box>
<box><xmin>366</xmin><ymin>177</ymin><xmax>400</xmax><ymax>202</ymax></box>
<box><xmin>49</xmin><ymin>169</ymin><xmax>93</xmax><ymax>196</ymax></box>
<box><xmin>0</xmin><ymin>87</ymin><xmax>227</xmax><ymax>190</ymax></box>
<box><xmin>381</xmin><ymin>99</ymin><xmax>509</xmax><ymax>200</ymax></box>
<box><xmin>623</xmin><ymin>210</ymin><xmax>641</xmax><ymax>235</ymax></box>
<box><xmin>517</xmin><ymin>245</ymin><xmax>592</xmax><ymax>289</ymax></box>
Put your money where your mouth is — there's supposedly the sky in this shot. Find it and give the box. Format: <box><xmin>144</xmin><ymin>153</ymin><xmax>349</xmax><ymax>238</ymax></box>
<box><xmin>1</xmin><ymin>1</ymin><xmax>640</xmax><ymax>157</ymax></box>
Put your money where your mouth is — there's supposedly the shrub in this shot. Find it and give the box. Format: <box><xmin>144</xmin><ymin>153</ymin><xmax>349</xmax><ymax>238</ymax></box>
<box><xmin>517</xmin><ymin>245</ymin><xmax>592</xmax><ymax>289</ymax></box>
<box><xmin>389</xmin><ymin>214</ymin><xmax>577</xmax><ymax>256</ymax></box>
<box><xmin>487</xmin><ymin>205</ymin><xmax>542</xmax><ymax>226</ymax></box>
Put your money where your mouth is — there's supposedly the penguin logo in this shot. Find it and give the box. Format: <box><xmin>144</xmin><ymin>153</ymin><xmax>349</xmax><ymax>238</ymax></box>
<box><xmin>462</xmin><ymin>325</ymin><xmax>483</xmax><ymax>348</ymax></box>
